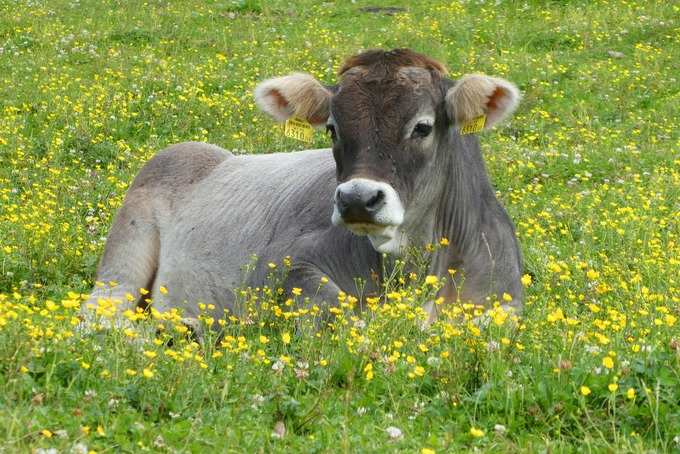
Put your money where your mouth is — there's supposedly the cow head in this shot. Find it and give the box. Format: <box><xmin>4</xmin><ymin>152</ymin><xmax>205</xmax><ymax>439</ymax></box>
<box><xmin>255</xmin><ymin>49</ymin><xmax>520</xmax><ymax>254</ymax></box>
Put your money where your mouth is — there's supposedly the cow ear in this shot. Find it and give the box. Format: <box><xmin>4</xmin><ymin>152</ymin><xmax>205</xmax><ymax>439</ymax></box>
<box><xmin>254</xmin><ymin>73</ymin><xmax>332</xmax><ymax>127</ymax></box>
<box><xmin>445</xmin><ymin>74</ymin><xmax>520</xmax><ymax>131</ymax></box>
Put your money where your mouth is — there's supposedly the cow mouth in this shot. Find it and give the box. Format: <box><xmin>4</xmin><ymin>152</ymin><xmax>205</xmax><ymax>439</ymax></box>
<box><xmin>341</xmin><ymin>222</ymin><xmax>406</xmax><ymax>254</ymax></box>
<box><xmin>343</xmin><ymin>221</ymin><xmax>400</xmax><ymax>236</ymax></box>
<box><xmin>344</xmin><ymin>221</ymin><xmax>385</xmax><ymax>235</ymax></box>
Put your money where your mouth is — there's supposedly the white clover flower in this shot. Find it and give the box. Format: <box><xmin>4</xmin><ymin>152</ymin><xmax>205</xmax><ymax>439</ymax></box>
<box><xmin>72</xmin><ymin>442</ymin><xmax>88</xmax><ymax>454</ymax></box>
<box><xmin>36</xmin><ymin>449</ymin><xmax>58</xmax><ymax>454</ymax></box>
<box><xmin>385</xmin><ymin>426</ymin><xmax>403</xmax><ymax>440</ymax></box>
<box><xmin>426</xmin><ymin>356</ymin><xmax>441</xmax><ymax>367</ymax></box>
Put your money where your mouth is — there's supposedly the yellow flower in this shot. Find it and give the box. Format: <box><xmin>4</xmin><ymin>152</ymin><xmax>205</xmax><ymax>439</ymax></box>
<box><xmin>470</xmin><ymin>427</ymin><xmax>485</xmax><ymax>437</ymax></box>
<box><xmin>608</xmin><ymin>383</ymin><xmax>618</xmax><ymax>393</ymax></box>
<box><xmin>425</xmin><ymin>275</ymin><xmax>438</xmax><ymax>286</ymax></box>
<box><xmin>159</xmin><ymin>286</ymin><xmax>168</xmax><ymax>295</ymax></box>
<box><xmin>586</xmin><ymin>269</ymin><xmax>600</xmax><ymax>280</ymax></box>
<box><xmin>602</xmin><ymin>356</ymin><xmax>614</xmax><ymax>369</ymax></box>
<box><xmin>259</xmin><ymin>335</ymin><xmax>269</xmax><ymax>344</ymax></box>
<box><xmin>439</xmin><ymin>237</ymin><xmax>449</xmax><ymax>246</ymax></box>
<box><xmin>626</xmin><ymin>388</ymin><xmax>636</xmax><ymax>400</ymax></box>
<box><xmin>422</xmin><ymin>449</ymin><xmax>436</xmax><ymax>454</ymax></box>
<box><xmin>125</xmin><ymin>369</ymin><xmax>137</xmax><ymax>376</ymax></box>
<box><xmin>502</xmin><ymin>292</ymin><xmax>513</xmax><ymax>302</ymax></box>
<box><xmin>97</xmin><ymin>425</ymin><xmax>106</xmax><ymax>436</ymax></box>
<box><xmin>580</xmin><ymin>386</ymin><xmax>591</xmax><ymax>396</ymax></box>
<box><xmin>521</xmin><ymin>274</ymin><xmax>532</xmax><ymax>287</ymax></box>
<box><xmin>547</xmin><ymin>308</ymin><xmax>564</xmax><ymax>322</ymax></box>
<box><xmin>413</xmin><ymin>365</ymin><xmax>425</xmax><ymax>377</ymax></box>
<box><xmin>142</xmin><ymin>368</ymin><xmax>154</xmax><ymax>378</ymax></box>
<box><xmin>281</xmin><ymin>332</ymin><xmax>291</xmax><ymax>344</ymax></box>
<box><xmin>364</xmin><ymin>362</ymin><xmax>374</xmax><ymax>381</ymax></box>
<box><xmin>291</xmin><ymin>287</ymin><xmax>302</xmax><ymax>296</ymax></box>
<box><xmin>81</xmin><ymin>361</ymin><xmax>90</xmax><ymax>370</ymax></box>
<box><xmin>41</xmin><ymin>429</ymin><xmax>53</xmax><ymax>438</ymax></box>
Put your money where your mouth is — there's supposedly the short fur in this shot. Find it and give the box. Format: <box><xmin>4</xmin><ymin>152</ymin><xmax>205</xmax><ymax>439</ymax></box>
<box><xmin>339</xmin><ymin>48</ymin><xmax>448</xmax><ymax>76</ymax></box>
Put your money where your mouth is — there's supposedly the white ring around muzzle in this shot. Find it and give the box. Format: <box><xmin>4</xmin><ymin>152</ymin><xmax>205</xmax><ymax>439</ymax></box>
<box><xmin>331</xmin><ymin>178</ymin><xmax>406</xmax><ymax>254</ymax></box>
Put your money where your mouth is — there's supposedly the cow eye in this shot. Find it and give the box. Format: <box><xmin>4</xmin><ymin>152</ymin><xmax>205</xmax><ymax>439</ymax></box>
<box><xmin>411</xmin><ymin>122</ymin><xmax>433</xmax><ymax>139</ymax></box>
<box><xmin>326</xmin><ymin>124</ymin><xmax>337</xmax><ymax>141</ymax></box>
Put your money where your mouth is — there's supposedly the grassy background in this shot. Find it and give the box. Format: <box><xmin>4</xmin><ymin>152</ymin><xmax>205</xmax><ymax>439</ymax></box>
<box><xmin>0</xmin><ymin>0</ymin><xmax>679</xmax><ymax>452</ymax></box>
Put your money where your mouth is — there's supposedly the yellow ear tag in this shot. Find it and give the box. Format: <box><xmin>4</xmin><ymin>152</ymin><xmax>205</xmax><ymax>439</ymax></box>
<box><xmin>460</xmin><ymin>115</ymin><xmax>486</xmax><ymax>135</ymax></box>
<box><xmin>284</xmin><ymin>117</ymin><xmax>314</xmax><ymax>143</ymax></box>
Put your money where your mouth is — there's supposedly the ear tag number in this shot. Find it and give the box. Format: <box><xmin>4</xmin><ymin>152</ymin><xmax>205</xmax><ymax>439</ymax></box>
<box><xmin>284</xmin><ymin>117</ymin><xmax>314</xmax><ymax>143</ymax></box>
<box><xmin>460</xmin><ymin>115</ymin><xmax>486</xmax><ymax>135</ymax></box>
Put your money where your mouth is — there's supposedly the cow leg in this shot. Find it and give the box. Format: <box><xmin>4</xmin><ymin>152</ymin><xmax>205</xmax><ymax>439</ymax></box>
<box><xmin>81</xmin><ymin>189</ymin><xmax>159</xmax><ymax>329</ymax></box>
<box><xmin>284</xmin><ymin>263</ymin><xmax>344</xmax><ymax>328</ymax></box>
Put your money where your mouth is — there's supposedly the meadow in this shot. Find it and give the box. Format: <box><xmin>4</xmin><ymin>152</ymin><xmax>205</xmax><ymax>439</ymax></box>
<box><xmin>1</xmin><ymin>0</ymin><xmax>679</xmax><ymax>451</ymax></box>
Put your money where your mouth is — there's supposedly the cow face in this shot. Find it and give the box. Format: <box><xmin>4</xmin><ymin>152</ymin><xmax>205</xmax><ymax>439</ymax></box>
<box><xmin>255</xmin><ymin>49</ymin><xmax>519</xmax><ymax>254</ymax></box>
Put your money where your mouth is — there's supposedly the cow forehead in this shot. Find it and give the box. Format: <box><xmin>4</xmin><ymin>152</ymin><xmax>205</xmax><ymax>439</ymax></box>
<box><xmin>332</xmin><ymin>66</ymin><xmax>438</xmax><ymax>119</ymax></box>
<box><xmin>339</xmin><ymin>65</ymin><xmax>434</xmax><ymax>88</ymax></box>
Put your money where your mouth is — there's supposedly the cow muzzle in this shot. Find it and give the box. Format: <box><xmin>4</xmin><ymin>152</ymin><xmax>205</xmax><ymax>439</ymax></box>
<box><xmin>332</xmin><ymin>178</ymin><xmax>405</xmax><ymax>240</ymax></box>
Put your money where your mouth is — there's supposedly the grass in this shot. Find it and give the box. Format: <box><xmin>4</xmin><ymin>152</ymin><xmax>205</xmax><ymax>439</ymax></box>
<box><xmin>1</xmin><ymin>0</ymin><xmax>679</xmax><ymax>452</ymax></box>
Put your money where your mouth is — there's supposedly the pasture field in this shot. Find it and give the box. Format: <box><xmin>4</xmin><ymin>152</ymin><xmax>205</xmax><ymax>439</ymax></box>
<box><xmin>1</xmin><ymin>0</ymin><xmax>679</xmax><ymax>452</ymax></box>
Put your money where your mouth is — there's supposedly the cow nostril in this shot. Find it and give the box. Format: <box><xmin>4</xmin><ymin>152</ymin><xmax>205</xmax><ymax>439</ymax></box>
<box><xmin>336</xmin><ymin>189</ymin><xmax>349</xmax><ymax>206</ymax></box>
<box><xmin>365</xmin><ymin>190</ymin><xmax>385</xmax><ymax>209</ymax></box>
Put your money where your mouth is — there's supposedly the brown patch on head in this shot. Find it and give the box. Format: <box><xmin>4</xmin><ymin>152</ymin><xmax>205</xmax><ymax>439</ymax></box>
<box><xmin>339</xmin><ymin>48</ymin><xmax>448</xmax><ymax>77</ymax></box>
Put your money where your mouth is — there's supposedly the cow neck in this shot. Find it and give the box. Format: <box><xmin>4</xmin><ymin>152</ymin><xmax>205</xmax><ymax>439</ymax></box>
<box><xmin>430</xmin><ymin>133</ymin><xmax>488</xmax><ymax>275</ymax></box>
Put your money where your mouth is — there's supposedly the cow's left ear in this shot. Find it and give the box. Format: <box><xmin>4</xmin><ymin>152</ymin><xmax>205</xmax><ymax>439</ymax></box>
<box><xmin>254</xmin><ymin>73</ymin><xmax>332</xmax><ymax>127</ymax></box>
<box><xmin>445</xmin><ymin>74</ymin><xmax>520</xmax><ymax>131</ymax></box>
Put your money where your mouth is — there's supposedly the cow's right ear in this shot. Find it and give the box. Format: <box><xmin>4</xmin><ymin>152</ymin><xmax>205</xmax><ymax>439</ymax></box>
<box><xmin>254</xmin><ymin>73</ymin><xmax>332</xmax><ymax>127</ymax></box>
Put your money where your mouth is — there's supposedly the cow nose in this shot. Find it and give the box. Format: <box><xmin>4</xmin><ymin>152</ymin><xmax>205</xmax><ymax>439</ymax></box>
<box><xmin>336</xmin><ymin>186</ymin><xmax>385</xmax><ymax>223</ymax></box>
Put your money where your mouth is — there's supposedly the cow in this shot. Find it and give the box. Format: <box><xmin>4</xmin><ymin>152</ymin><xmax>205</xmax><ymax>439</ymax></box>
<box><xmin>82</xmin><ymin>49</ymin><xmax>523</xmax><ymax>332</ymax></box>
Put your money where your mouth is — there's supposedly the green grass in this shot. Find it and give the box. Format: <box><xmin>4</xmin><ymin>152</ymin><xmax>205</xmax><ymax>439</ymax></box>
<box><xmin>1</xmin><ymin>0</ymin><xmax>679</xmax><ymax>452</ymax></box>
